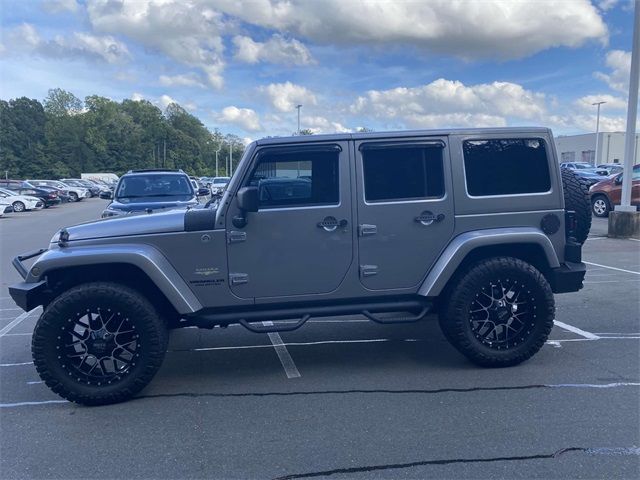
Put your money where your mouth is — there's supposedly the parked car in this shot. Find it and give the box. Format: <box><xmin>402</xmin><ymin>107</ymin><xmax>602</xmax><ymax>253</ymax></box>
<box><xmin>102</xmin><ymin>169</ymin><xmax>199</xmax><ymax>217</ymax></box>
<box><xmin>560</xmin><ymin>162</ymin><xmax>609</xmax><ymax>175</ymax></box>
<box><xmin>10</xmin><ymin>127</ymin><xmax>591</xmax><ymax>405</ymax></box>
<box><xmin>563</xmin><ymin>168</ymin><xmax>610</xmax><ymax>187</ymax></box>
<box><xmin>0</xmin><ymin>181</ymin><xmax>61</xmax><ymax>208</ymax></box>
<box><xmin>36</xmin><ymin>185</ymin><xmax>73</xmax><ymax>203</ymax></box>
<box><xmin>28</xmin><ymin>180</ymin><xmax>90</xmax><ymax>202</ymax></box>
<box><xmin>596</xmin><ymin>163</ymin><xmax>624</xmax><ymax>175</ymax></box>
<box><xmin>61</xmin><ymin>178</ymin><xmax>101</xmax><ymax>197</ymax></box>
<box><xmin>210</xmin><ymin>176</ymin><xmax>230</xmax><ymax>196</ymax></box>
<box><xmin>0</xmin><ymin>198</ymin><xmax>12</xmax><ymax>216</ymax></box>
<box><xmin>0</xmin><ymin>187</ymin><xmax>44</xmax><ymax>212</ymax></box>
<box><xmin>190</xmin><ymin>179</ymin><xmax>210</xmax><ymax>197</ymax></box>
<box><xmin>590</xmin><ymin>164</ymin><xmax>640</xmax><ymax>217</ymax></box>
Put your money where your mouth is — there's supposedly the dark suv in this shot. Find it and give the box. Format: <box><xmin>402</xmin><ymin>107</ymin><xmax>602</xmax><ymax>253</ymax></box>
<box><xmin>102</xmin><ymin>169</ymin><xmax>199</xmax><ymax>218</ymax></box>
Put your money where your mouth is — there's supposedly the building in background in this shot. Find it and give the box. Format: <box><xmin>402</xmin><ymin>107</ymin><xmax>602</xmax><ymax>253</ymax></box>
<box><xmin>554</xmin><ymin>132</ymin><xmax>640</xmax><ymax>166</ymax></box>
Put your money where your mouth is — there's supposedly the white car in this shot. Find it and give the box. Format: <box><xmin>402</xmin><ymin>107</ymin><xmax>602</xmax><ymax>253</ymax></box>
<box><xmin>27</xmin><ymin>180</ymin><xmax>90</xmax><ymax>202</ymax></box>
<box><xmin>210</xmin><ymin>176</ymin><xmax>230</xmax><ymax>195</ymax></box>
<box><xmin>0</xmin><ymin>199</ymin><xmax>11</xmax><ymax>216</ymax></box>
<box><xmin>0</xmin><ymin>187</ymin><xmax>43</xmax><ymax>212</ymax></box>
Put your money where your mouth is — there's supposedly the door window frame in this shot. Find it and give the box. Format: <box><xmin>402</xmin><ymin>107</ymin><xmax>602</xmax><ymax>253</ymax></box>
<box><xmin>358</xmin><ymin>140</ymin><xmax>449</xmax><ymax>206</ymax></box>
<box><xmin>240</xmin><ymin>144</ymin><xmax>344</xmax><ymax>211</ymax></box>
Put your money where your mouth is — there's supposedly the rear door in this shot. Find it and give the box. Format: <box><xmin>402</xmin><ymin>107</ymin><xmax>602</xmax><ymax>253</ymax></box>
<box><xmin>355</xmin><ymin>138</ymin><xmax>455</xmax><ymax>290</ymax></box>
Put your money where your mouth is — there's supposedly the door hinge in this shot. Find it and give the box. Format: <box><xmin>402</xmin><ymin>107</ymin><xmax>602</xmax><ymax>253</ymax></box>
<box><xmin>360</xmin><ymin>265</ymin><xmax>378</xmax><ymax>277</ymax></box>
<box><xmin>358</xmin><ymin>224</ymin><xmax>377</xmax><ymax>236</ymax></box>
<box><xmin>227</xmin><ymin>231</ymin><xmax>247</xmax><ymax>244</ymax></box>
<box><xmin>229</xmin><ymin>273</ymin><xmax>249</xmax><ymax>285</ymax></box>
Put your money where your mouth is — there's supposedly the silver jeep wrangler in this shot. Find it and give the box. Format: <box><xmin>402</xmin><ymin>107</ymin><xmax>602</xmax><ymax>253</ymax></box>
<box><xmin>10</xmin><ymin>128</ymin><xmax>591</xmax><ymax>405</ymax></box>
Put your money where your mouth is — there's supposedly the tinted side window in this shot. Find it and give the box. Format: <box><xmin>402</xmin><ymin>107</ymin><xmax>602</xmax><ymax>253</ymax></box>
<box><xmin>463</xmin><ymin>138</ymin><xmax>550</xmax><ymax>196</ymax></box>
<box><xmin>362</xmin><ymin>144</ymin><xmax>445</xmax><ymax>202</ymax></box>
<box><xmin>248</xmin><ymin>149</ymin><xmax>339</xmax><ymax>208</ymax></box>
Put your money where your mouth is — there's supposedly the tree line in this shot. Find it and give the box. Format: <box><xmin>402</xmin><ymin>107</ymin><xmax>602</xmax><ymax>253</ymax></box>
<box><xmin>0</xmin><ymin>88</ymin><xmax>245</xmax><ymax>179</ymax></box>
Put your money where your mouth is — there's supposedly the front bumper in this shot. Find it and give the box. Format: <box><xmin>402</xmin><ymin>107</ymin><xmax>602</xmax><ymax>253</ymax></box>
<box><xmin>43</xmin><ymin>198</ymin><xmax>62</xmax><ymax>206</ymax></box>
<box><xmin>9</xmin><ymin>281</ymin><xmax>47</xmax><ymax>311</ymax></box>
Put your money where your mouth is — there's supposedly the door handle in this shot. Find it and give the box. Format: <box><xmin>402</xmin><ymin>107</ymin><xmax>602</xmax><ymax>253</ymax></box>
<box><xmin>415</xmin><ymin>211</ymin><xmax>445</xmax><ymax>226</ymax></box>
<box><xmin>317</xmin><ymin>216</ymin><xmax>348</xmax><ymax>232</ymax></box>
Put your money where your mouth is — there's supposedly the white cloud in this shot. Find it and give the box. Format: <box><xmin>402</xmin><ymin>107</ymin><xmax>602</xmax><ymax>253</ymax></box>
<box><xmin>233</xmin><ymin>34</ymin><xmax>314</xmax><ymax>65</ymax></box>
<box><xmin>350</xmin><ymin>78</ymin><xmax>547</xmax><ymax>127</ymax></box>
<box><xmin>3</xmin><ymin>23</ymin><xmax>130</xmax><ymax>64</ymax></box>
<box><xmin>42</xmin><ymin>0</ymin><xmax>78</xmax><ymax>13</ymax></box>
<box><xmin>259</xmin><ymin>82</ymin><xmax>317</xmax><ymax>112</ymax></box>
<box><xmin>159</xmin><ymin>73</ymin><xmax>205</xmax><ymax>88</ymax></box>
<box><xmin>597</xmin><ymin>0</ymin><xmax>619</xmax><ymax>11</ymax></box>
<box><xmin>86</xmin><ymin>0</ymin><xmax>225</xmax><ymax>88</ymax></box>
<box><xmin>302</xmin><ymin>115</ymin><xmax>350</xmax><ymax>133</ymax></box>
<box><xmin>214</xmin><ymin>0</ymin><xmax>607</xmax><ymax>59</ymax></box>
<box><xmin>574</xmin><ymin>94</ymin><xmax>628</xmax><ymax>111</ymax></box>
<box><xmin>595</xmin><ymin>50</ymin><xmax>631</xmax><ymax>93</ymax></box>
<box><xmin>131</xmin><ymin>92</ymin><xmax>145</xmax><ymax>101</ymax></box>
<box><xmin>216</xmin><ymin>106</ymin><xmax>262</xmax><ymax>132</ymax></box>
<box><xmin>159</xmin><ymin>94</ymin><xmax>177</xmax><ymax>109</ymax></box>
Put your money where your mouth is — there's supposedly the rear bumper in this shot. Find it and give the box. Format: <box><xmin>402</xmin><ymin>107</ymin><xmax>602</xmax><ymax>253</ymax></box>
<box><xmin>549</xmin><ymin>261</ymin><xmax>586</xmax><ymax>293</ymax></box>
<box><xmin>8</xmin><ymin>280</ymin><xmax>47</xmax><ymax>311</ymax></box>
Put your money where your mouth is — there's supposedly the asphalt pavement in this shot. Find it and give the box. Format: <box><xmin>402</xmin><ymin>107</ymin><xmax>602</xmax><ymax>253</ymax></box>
<box><xmin>0</xmin><ymin>200</ymin><xmax>638</xmax><ymax>479</ymax></box>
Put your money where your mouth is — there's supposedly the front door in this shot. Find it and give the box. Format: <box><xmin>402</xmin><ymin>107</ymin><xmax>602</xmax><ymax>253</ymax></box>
<box><xmin>226</xmin><ymin>142</ymin><xmax>353</xmax><ymax>299</ymax></box>
<box><xmin>355</xmin><ymin>138</ymin><xmax>455</xmax><ymax>290</ymax></box>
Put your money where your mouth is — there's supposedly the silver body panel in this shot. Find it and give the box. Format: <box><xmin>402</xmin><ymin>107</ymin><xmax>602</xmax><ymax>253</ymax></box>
<box><xmin>20</xmin><ymin>127</ymin><xmax>573</xmax><ymax>315</ymax></box>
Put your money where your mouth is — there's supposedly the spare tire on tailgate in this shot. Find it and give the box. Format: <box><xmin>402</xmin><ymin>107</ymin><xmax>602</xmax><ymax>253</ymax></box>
<box><xmin>561</xmin><ymin>168</ymin><xmax>592</xmax><ymax>244</ymax></box>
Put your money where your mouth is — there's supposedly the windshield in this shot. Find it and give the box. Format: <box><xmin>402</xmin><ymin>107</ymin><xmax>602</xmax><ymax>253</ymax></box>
<box><xmin>115</xmin><ymin>174</ymin><xmax>194</xmax><ymax>203</ymax></box>
<box><xmin>574</xmin><ymin>163</ymin><xmax>592</xmax><ymax>169</ymax></box>
<box><xmin>213</xmin><ymin>177</ymin><xmax>230</xmax><ymax>185</ymax></box>
<box><xmin>0</xmin><ymin>188</ymin><xmax>16</xmax><ymax>197</ymax></box>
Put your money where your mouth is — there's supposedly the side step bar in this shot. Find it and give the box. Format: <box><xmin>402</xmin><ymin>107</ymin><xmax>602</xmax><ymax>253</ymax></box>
<box><xmin>186</xmin><ymin>299</ymin><xmax>433</xmax><ymax>333</ymax></box>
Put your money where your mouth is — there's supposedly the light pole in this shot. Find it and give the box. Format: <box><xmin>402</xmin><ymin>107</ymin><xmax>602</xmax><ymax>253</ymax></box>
<box><xmin>296</xmin><ymin>104</ymin><xmax>302</xmax><ymax>134</ymax></box>
<box><xmin>616</xmin><ymin>0</ymin><xmax>640</xmax><ymax>212</ymax></box>
<box><xmin>592</xmin><ymin>101</ymin><xmax>606</xmax><ymax>166</ymax></box>
<box><xmin>215</xmin><ymin>144</ymin><xmax>221</xmax><ymax>177</ymax></box>
<box><xmin>229</xmin><ymin>141</ymin><xmax>234</xmax><ymax>176</ymax></box>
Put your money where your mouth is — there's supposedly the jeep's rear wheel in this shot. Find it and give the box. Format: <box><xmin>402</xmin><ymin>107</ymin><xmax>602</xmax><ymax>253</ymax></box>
<box><xmin>440</xmin><ymin>257</ymin><xmax>555</xmax><ymax>367</ymax></box>
<box><xmin>561</xmin><ymin>168</ymin><xmax>592</xmax><ymax>243</ymax></box>
<box><xmin>32</xmin><ymin>282</ymin><xmax>168</xmax><ymax>406</ymax></box>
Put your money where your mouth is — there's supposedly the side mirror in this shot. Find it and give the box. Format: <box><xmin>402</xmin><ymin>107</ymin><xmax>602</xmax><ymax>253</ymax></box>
<box><xmin>233</xmin><ymin>186</ymin><xmax>259</xmax><ymax>228</ymax></box>
<box><xmin>615</xmin><ymin>175</ymin><xmax>623</xmax><ymax>185</ymax></box>
<box><xmin>237</xmin><ymin>186</ymin><xmax>259</xmax><ymax>212</ymax></box>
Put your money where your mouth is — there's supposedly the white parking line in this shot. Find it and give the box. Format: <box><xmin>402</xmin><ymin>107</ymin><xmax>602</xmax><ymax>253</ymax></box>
<box><xmin>0</xmin><ymin>308</ymin><xmax>39</xmax><ymax>338</ymax></box>
<box><xmin>0</xmin><ymin>400</ymin><xmax>68</xmax><ymax>408</ymax></box>
<box><xmin>553</xmin><ymin>321</ymin><xmax>600</xmax><ymax>340</ymax></box>
<box><xmin>0</xmin><ymin>361</ymin><xmax>34</xmax><ymax>367</ymax></box>
<box><xmin>584</xmin><ymin>261</ymin><xmax>640</xmax><ymax>276</ymax></box>
<box><xmin>263</xmin><ymin>322</ymin><xmax>301</xmax><ymax>379</ymax></box>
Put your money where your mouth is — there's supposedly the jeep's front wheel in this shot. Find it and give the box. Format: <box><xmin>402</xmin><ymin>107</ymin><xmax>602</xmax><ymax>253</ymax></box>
<box><xmin>440</xmin><ymin>257</ymin><xmax>555</xmax><ymax>367</ymax></box>
<box><xmin>32</xmin><ymin>282</ymin><xmax>168</xmax><ymax>406</ymax></box>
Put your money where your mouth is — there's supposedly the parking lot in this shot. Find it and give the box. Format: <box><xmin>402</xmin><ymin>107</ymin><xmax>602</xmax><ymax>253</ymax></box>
<box><xmin>0</xmin><ymin>200</ymin><xmax>638</xmax><ymax>479</ymax></box>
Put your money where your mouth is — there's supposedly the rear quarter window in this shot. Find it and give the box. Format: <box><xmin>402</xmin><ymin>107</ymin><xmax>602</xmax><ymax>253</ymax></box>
<box><xmin>463</xmin><ymin>138</ymin><xmax>551</xmax><ymax>196</ymax></box>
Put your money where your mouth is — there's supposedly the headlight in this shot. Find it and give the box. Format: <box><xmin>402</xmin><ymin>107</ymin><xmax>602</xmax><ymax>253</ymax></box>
<box><xmin>101</xmin><ymin>208</ymin><xmax>121</xmax><ymax>218</ymax></box>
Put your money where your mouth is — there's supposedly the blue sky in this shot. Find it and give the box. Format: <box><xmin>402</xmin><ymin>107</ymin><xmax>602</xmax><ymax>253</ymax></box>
<box><xmin>0</xmin><ymin>0</ymin><xmax>635</xmax><ymax>142</ymax></box>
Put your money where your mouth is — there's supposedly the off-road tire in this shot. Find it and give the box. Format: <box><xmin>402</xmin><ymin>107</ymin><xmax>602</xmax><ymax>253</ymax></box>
<box><xmin>32</xmin><ymin>282</ymin><xmax>168</xmax><ymax>406</ymax></box>
<box><xmin>12</xmin><ymin>201</ymin><xmax>25</xmax><ymax>212</ymax></box>
<box><xmin>561</xmin><ymin>168</ymin><xmax>592</xmax><ymax>243</ymax></box>
<box><xmin>69</xmin><ymin>192</ymin><xmax>79</xmax><ymax>202</ymax></box>
<box><xmin>439</xmin><ymin>257</ymin><xmax>555</xmax><ymax>367</ymax></box>
<box><xmin>591</xmin><ymin>194</ymin><xmax>611</xmax><ymax>218</ymax></box>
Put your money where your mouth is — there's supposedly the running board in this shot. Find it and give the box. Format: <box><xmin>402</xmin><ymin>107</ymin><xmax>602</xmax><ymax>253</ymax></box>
<box><xmin>185</xmin><ymin>299</ymin><xmax>433</xmax><ymax>333</ymax></box>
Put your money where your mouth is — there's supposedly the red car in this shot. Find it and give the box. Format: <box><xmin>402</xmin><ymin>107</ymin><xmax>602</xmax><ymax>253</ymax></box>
<box><xmin>590</xmin><ymin>164</ymin><xmax>640</xmax><ymax>217</ymax></box>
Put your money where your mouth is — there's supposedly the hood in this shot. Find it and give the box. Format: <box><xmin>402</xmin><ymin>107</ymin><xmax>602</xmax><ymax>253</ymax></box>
<box><xmin>63</xmin><ymin>208</ymin><xmax>188</xmax><ymax>242</ymax></box>
<box><xmin>109</xmin><ymin>199</ymin><xmax>197</xmax><ymax>212</ymax></box>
